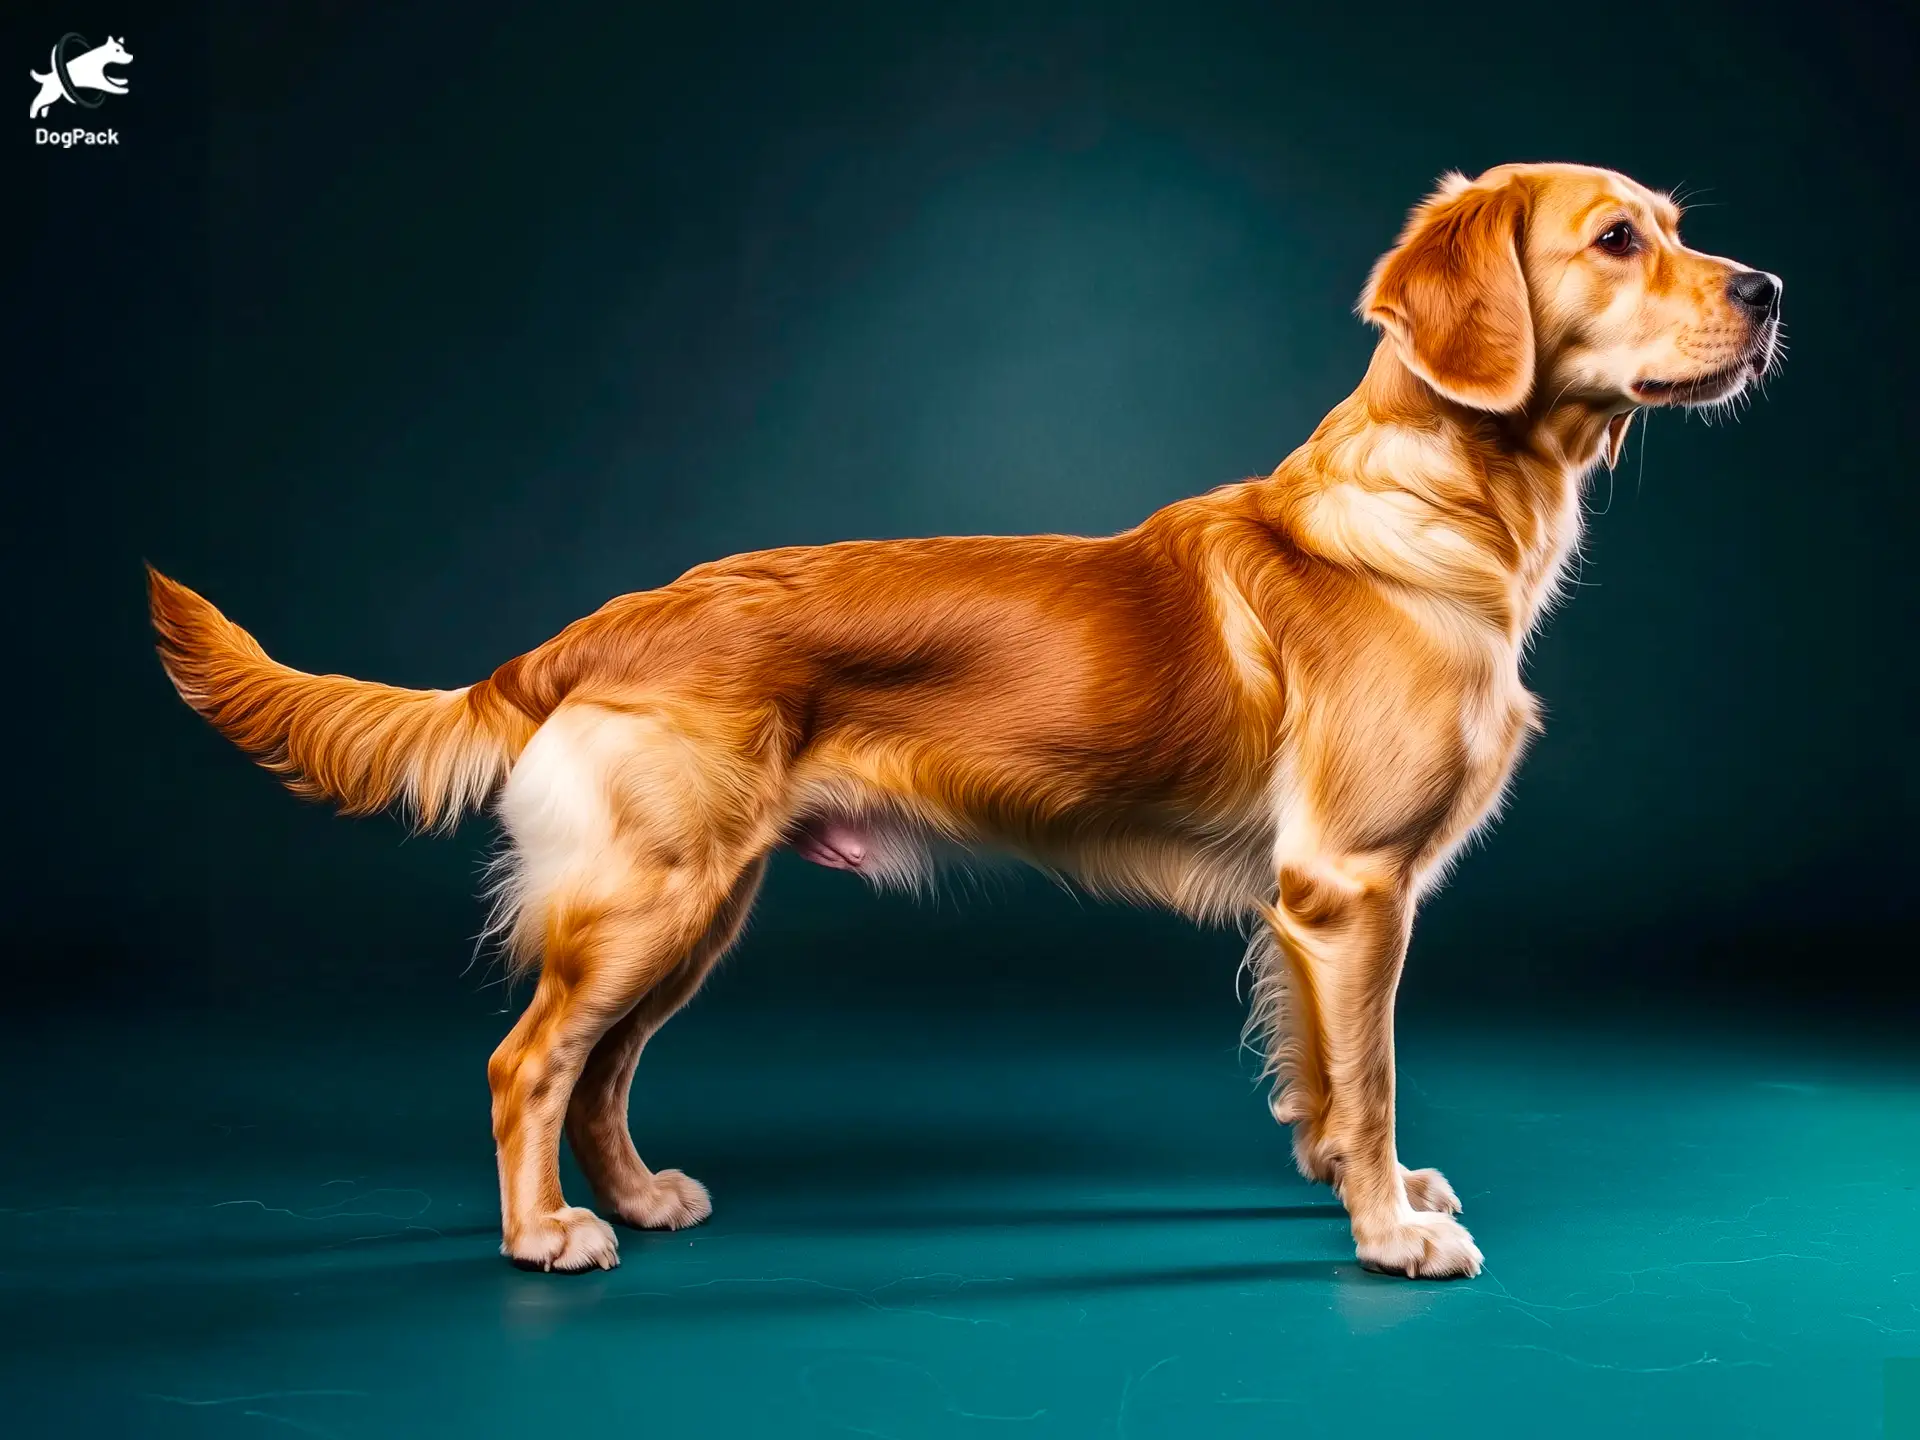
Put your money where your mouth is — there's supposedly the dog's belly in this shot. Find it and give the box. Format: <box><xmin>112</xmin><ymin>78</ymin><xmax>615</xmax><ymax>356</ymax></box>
<box><xmin>783</xmin><ymin>796</ymin><xmax>1276</xmax><ymax>924</ymax></box>
<box><xmin>780</xmin><ymin>807</ymin><xmax>939</xmax><ymax>892</ymax></box>
<box><xmin>787</xmin><ymin>815</ymin><xmax>874</xmax><ymax>872</ymax></box>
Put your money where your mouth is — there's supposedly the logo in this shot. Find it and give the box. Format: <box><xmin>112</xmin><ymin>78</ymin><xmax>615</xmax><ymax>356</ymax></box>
<box><xmin>29</xmin><ymin>32</ymin><xmax>130</xmax><ymax>146</ymax></box>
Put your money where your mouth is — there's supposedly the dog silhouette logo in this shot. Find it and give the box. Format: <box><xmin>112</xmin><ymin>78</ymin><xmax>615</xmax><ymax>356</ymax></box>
<box><xmin>29</xmin><ymin>33</ymin><xmax>132</xmax><ymax>119</ymax></box>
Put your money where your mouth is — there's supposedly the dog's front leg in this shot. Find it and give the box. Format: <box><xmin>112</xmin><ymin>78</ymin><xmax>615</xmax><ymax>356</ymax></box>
<box><xmin>1268</xmin><ymin>853</ymin><xmax>1481</xmax><ymax>1279</ymax></box>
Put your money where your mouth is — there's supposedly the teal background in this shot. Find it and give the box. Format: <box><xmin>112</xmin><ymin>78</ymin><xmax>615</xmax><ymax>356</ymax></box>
<box><xmin>1891</xmin><ymin>1359</ymin><xmax>1920</xmax><ymax>1438</ymax></box>
<box><xmin>8</xmin><ymin>0</ymin><xmax>1919</xmax><ymax>1436</ymax></box>
<box><xmin>12</xmin><ymin>0</ymin><xmax>1917</xmax><ymax>1020</ymax></box>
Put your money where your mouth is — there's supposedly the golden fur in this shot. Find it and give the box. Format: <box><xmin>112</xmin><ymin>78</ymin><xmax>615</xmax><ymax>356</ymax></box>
<box><xmin>150</xmin><ymin>163</ymin><xmax>1781</xmax><ymax>1277</ymax></box>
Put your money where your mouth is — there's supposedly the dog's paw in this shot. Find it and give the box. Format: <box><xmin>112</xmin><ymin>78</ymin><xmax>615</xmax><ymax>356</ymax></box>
<box><xmin>606</xmin><ymin>1169</ymin><xmax>712</xmax><ymax>1231</ymax></box>
<box><xmin>503</xmin><ymin>1205</ymin><xmax>620</xmax><ymax>1272</ymax></box>
<box><xmin>1401</xmin><ymin>1165</ymin><xmax>1462</xmax><ymax>1214</ymax></box>
<box><xmin>1354</xmin><ymin>1209</ymin><xmax>1483</xmax><ymax>1280</ymax></box>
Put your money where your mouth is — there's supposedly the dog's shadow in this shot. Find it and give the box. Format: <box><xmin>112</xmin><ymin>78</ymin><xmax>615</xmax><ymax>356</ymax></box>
<box><xmin>742</xmin><ymin>1200</ymin><xmax>1350</xmax><ymax>1234</ymax></box>
<box><xmin>598</xmin><ymin>1253</ymin><xmax>1370</xmax><ymax>1322</ymax></box>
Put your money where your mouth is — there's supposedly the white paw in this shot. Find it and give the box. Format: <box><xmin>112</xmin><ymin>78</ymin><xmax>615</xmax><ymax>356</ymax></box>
<box><xmin>609</xmin><ymin>1169</ymin><xmax>712</xmax><ymax>1231</ymax></box>
<box><xmin>503</xmin><ymin>1205</ymin><xmax>620</xmax><ymax>1272</ymax></box>
<box><xmin>1401</xmin><ymin>1165</ymin><xmax>1462</xmax><ymax>1214</ymax></box>
<box><xmin>1355</xmin><ymin>1208</ymin><xmax>1483</xmax><ymax>1279</ymax></box>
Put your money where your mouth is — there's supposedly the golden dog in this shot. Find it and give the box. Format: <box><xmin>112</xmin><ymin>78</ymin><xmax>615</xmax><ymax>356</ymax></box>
<box><xmin>150</xmin><ymin>162</ymin><xmax>1781</xmax><ymax>1277</ymax></box>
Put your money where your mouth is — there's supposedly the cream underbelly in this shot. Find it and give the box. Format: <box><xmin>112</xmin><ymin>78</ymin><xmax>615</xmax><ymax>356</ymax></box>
<box><xmin>780</xmin><ymin>802</ymin><xmax>1277</xmax><ymax>927</ymax></box>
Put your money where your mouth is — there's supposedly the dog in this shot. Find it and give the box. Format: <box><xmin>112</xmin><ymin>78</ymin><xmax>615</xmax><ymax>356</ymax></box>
<box><xmin>29</xmin><ymin>35</ymin><xmax>131</xmax><ymax>119</ymax></box>
<box><xmin>149</xmin><ymin>162</ymin><xmax>1781</xmax><ymax>1277</ymax></box>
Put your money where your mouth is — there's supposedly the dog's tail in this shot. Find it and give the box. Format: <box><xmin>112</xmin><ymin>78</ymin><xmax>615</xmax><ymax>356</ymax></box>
<box><xmin>148</xmin><ymin>566</ymin><xmax>540</xmax><ymax>831</ymax></box>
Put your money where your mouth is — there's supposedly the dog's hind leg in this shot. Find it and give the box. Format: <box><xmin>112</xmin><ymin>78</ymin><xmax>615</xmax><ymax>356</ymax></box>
<box><xmin>484</xmin><ymin>703</ymin><xmax>777</xmax><ymax>1271</ymax></box>
<box><xmin>563</xmin><ymin>855</ymin><xmax>767</xmax><ymax>1230</ymax></box>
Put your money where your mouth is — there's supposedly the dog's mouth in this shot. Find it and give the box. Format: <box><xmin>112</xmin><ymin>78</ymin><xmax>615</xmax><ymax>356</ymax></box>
<box><xmin>1631</xmin><ymin>362</ymin><xmax>1751</xmax><ymax>406</ymax></box>
<box><xmin>1631</xmin><ymin>322</ymin><xmax>1780</xmax><ymax>407</ymax></box>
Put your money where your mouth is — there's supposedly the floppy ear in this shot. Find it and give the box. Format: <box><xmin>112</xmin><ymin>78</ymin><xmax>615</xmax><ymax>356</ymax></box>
<box><xmin>1603</xmin><ymin>409</ymin><xmax>1636</xmax><ymax>470</ymax></box>
<box><xmin>1361</xmin><ymin>175</ymin><xmax>1535</xmax><ymax>412</ymax></box>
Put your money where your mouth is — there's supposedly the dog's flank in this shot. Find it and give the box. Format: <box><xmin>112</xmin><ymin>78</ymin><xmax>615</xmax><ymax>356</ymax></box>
<box><xmin>150</xmin><ymin>162</ymin><xmax>1779</xmax><ymax>1280</ymax></box>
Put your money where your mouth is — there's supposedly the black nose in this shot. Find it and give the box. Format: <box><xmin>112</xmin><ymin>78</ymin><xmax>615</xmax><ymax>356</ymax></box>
<box><xmin>1727</xmin><ymin>269</ymin><xmax>1782</xmax><ymax>314</ymax></box>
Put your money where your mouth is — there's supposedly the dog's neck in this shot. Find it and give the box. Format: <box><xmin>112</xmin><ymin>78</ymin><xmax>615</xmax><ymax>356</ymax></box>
<box><xmin>1260</xmin><ymin>341</ymin><xmax>1615</xmax><ymax>643</ymax></box>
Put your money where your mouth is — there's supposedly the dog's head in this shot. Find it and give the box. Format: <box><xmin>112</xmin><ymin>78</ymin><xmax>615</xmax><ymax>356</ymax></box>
<box><xmin>1361</xmin><ymin>163</ymin><xmax>1781</xmax><ymax>460</ymax></box>
<box><xmin>100</xmin><ymin>36</ymin><xmax>133</xmax><ymax>66</ymax></box>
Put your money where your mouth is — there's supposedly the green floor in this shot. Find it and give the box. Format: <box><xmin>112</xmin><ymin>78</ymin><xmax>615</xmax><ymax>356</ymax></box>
<box><xmin>4</xmin><ymin>1006</ymin><xmax>1915</xmax><ymax>1437</ymax></box>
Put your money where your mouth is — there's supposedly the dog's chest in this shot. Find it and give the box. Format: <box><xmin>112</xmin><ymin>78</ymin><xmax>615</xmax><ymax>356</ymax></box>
<box><xmin>1382</xmin><ymin>589</ymin><xmax>1537</xmax><ymax>783</ymax></box>
<box><xmin>1461</xmin><ymin>656</ymin><xmax>1534</xmax><ymax>774</ymax></box>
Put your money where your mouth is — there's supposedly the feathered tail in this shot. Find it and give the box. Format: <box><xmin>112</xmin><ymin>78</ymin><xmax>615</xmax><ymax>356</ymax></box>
<box><xmin>147</xmin><ymin>566</ymin><xmax>538</xmax><ymax>831</ymax></box>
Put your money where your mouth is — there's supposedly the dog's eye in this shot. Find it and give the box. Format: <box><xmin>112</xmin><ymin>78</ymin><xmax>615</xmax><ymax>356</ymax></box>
<box><xmin>1595</xmin><ymin>222</ymin><xmax>1638</xmax><ymax>257</ymax></box>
